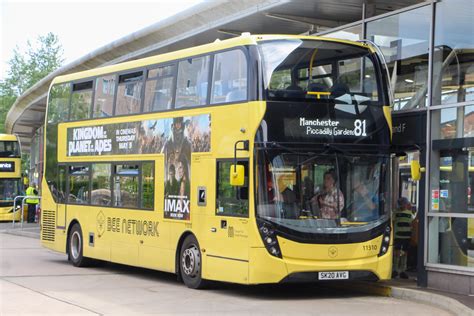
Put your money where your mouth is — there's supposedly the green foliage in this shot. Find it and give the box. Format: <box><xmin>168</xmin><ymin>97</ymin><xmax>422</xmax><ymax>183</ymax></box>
<box><xmin>0</xmin><ymin>32</ymin><xmax>63</xmax><ymax>133</ymax></box>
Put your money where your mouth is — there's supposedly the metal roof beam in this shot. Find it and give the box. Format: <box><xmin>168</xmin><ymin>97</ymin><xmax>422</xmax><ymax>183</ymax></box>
<box><xmin>264</xmin><ymin>13</ymin><xmax>348</xmax><ymax>30</ymax></box>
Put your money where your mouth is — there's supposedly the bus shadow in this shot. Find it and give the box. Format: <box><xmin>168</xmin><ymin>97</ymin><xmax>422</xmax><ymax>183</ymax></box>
<box><xmin>89</xmin><ymin>260</ymin><xmax>366</xmax><ymax>299</ymax></box>
<box><xmin>48</xmin><ymin>257</ymin><xmax>369</xmax><ymax>300</ymax></box>
<box><xmin>207</xmin><ymin>282</ymin><xmax>367</xmax><ymax>300</ymax></box>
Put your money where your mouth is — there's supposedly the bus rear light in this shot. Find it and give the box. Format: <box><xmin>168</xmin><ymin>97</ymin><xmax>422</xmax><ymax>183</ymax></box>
<box><xmin>378</xmin><ymin>225</ymin><xmax>391</xmax><ymax>257</ymax></box>
<box><xmin>258</xmin><ymin>220</ymin><xmax>282</xmax><ymax>258</ymax></box>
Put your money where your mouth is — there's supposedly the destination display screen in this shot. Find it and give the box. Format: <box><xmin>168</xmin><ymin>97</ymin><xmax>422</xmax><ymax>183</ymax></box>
<box><xmin>287</xmin><ymin>117</ymin><xmax>369</xmax><ymax>138</ymax></box>
<box><xmin>0</xmin><ymin>161</ymin><xmax>15</xmax><ymax>172</ymax></box>
<box><xmin>260</xmin><ymin>102</ymin><xmax>390</xmax><ymax>146</ymax></box>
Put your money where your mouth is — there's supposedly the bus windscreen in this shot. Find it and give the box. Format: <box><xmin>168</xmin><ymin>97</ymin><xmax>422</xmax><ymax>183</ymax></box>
<box><xmin>0</xmin><ymin>141</ymin><xmax>20</xmax><ymax>158</ymax></box>
<box><xmin>256</xmin><ymin>150</ymin><xmax>390</xmax><ymax>235</ymax></box>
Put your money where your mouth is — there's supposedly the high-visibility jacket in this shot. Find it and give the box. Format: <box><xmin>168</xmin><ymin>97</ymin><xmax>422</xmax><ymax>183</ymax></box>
<box><xmin>25</xmin><ymin>186</ymin><xmax>39</xmax><ymax>204</ymax></box>
<box><xmin>394</xmin><ymin>208</ymin><xmax>413</xmax><ymax>240</ymax></box>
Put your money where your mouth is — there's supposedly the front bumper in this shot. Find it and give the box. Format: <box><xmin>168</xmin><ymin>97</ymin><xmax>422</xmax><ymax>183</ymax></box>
<box><xmin>0</xmin><ymin>207</ymin><xmax>22</xmax><ymax>222</ymax></box>
<box><xmin>248</xmin><ymin>244</ymin><xmax>393</xmax><ymax>284</ymax></box>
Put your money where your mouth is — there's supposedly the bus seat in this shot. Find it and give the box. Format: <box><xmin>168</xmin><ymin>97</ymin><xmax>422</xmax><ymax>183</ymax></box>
<box><xmin>285</xmin><ymin>83</ymin><xmax>303</xmax><ymax>91</ymax></box>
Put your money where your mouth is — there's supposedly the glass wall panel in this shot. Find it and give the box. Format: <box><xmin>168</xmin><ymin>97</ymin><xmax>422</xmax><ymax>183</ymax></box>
<box><xmin>432</xmin><ymin>105</ymin><xmax>474</xmax><ymax>140</ymax></box>
<box><xmin>432</xmin><ymin>0</ymin><xmax>474</xmax><ymax>106</ymax></box>
<box><xmin>366</xmin><ymin>6</ymin><xmax>431</xmax><ymax>110</ymax></box>
<box><xmin>430</xmin><ymin>106</ymin><xmax>474</xmax><ymax>214</ymax></box>
<box><xmin>428</xmin><ymin>215</ymin><xmax>474</xmax><ymax>267</ymax></box>
<box><xmin>321</xmin><ymin>24</ymin><xmax>362</xmax><ymax>41</ymax></box>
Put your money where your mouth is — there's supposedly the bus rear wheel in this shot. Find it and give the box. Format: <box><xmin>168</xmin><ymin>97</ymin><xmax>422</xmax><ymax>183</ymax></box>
<box><xmin>180</xmin><ymin>235</ymin><xmax>207</xmax><ymax>289</ymax></box>
<box><xmin>68</xmin><ymin>223</ymin><xmax>91</xmax><ymax>267</ymax></box>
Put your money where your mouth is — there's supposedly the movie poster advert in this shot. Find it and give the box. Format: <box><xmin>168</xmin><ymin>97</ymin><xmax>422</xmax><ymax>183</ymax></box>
<box><xmin>67</xmin><ymin>114</ymin><xmax>211</xmax><ymax>221</ymax></box>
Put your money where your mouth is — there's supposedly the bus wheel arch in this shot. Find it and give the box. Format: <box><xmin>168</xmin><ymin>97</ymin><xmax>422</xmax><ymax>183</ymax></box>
<box><xmin>176</xmin><ymin>232</ymin><xmax>208</xmax><ymax>289</ymax></box>
<box><xmin>66</xmin><ymin>221</ymin><xmax>91</xmax><ymax>267</ymax></box>
<box><xmin>175</xmin><ymin>231</ymin><xmax>193</xmax><ymax>278</ymax></box>
<box><xmin>66</xmin><ymin>219</ymin><xmax>80</xmax><ymax>260</ymax></box>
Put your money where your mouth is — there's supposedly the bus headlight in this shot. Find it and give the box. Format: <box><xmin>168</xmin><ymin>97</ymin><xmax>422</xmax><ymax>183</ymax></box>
<box><xmin>258</xmin><ymin>220</ymin><xmax>282</xmax><ymax>258</ymax></box>
<box><xmin>378</xmin><ymin>225</ymin><xmax>391</xmax><ymax>257</ymax></box>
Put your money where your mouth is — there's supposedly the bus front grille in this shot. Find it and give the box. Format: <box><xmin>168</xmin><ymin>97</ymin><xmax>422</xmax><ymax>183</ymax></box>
<box><xmin>41</xmin><ymin>209</ymin><xmax>55</xmax><ymax>242</ymax></box>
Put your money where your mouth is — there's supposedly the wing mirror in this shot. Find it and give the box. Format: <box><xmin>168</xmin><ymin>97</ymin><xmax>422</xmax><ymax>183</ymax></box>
<box><xmin>229</xmin><ymin>164</ymin><xmax>245</xmax><ymax>186</ymax></box>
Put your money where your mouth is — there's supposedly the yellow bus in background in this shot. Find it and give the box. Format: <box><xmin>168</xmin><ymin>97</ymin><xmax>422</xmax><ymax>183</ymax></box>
<box><xmin>0</xmin><ymin>134</ymin><xmax>23</xmax><ymax>221</ymax></box>
<box><xmin>41</xmin><ymin>34</ymin><xmax>393</xmax><ymax>288</ymax></box>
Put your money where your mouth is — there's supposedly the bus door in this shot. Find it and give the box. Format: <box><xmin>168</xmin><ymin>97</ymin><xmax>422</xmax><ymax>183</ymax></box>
<box><xmin>205</xmin><ymin>159</ymin><xmax>250</xmax><ymax>283</ymax></box>
<box><xmin>56</xmin><ymin>165</ymin><xmax>67</xmax><ymax>229</ymax></box>
<box><xmin>394</xmin><ymin>151</ymin><xmax>420</xmax><ymax>270</ymax></box>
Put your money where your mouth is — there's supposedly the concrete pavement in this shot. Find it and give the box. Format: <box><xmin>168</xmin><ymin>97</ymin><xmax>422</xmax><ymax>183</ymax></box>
<box><xmin>0</xmin><ymin>232</ymin><xmax>456</xmax><ymax>315</ymax></box>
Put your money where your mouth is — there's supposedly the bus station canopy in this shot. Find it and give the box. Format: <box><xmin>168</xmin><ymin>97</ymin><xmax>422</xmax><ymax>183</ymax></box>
<box><xmin>5</xmin><ymin>0</ymin><xmax>421</xmax><ymax>150</ymax></box>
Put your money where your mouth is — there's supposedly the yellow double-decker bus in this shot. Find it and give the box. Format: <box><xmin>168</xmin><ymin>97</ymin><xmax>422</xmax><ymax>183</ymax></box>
<box><xmin>0</xmin><ymin>134</ymin><xmax>23</xmax><ymax>221</ymax></box>
<box><xmin>41</xmin><ymin>34</ymin><xmax>393</xmax><ymax>288</ymax></box>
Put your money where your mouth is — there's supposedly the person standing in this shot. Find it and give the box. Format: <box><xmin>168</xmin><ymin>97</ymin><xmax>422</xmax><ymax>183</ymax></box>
<box><xmin>392</xmin><ymin>197</ymin><xmax>414</xmax><ymax>279</ymax></box>
<box><xmin>26</xmin><ymin>182</ymin><xmax>39</xmax><ymax>223</ymax></box>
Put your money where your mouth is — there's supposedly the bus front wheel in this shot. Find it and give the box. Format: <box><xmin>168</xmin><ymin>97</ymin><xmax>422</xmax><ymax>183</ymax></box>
<box><xmin>68</xmin><ymin>223</ymin><xmax>91</xmax><ymax>267</ymax></box>
<box><xmin>180</xmin><ymin>235</ymin><xmax>207</xmax><ymax>289</ymax></box>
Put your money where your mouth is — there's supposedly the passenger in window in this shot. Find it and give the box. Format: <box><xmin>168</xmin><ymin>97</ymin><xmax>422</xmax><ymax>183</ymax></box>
<box><xmin>352</xmin><ymin>178</ymin><xmax>378</xmax><ymax>221</ymax></box>
<box><xmin>311</xmin><ymin>169</ymin><xmax>344</xmax><ymax>219</ymax></box>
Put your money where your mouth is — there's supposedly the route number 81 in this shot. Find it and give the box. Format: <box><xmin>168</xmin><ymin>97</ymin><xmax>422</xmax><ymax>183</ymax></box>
<box><xmin>354</xmin><ymin>119</ymin><xmax>367</xmax><ymax>136</ymax></box>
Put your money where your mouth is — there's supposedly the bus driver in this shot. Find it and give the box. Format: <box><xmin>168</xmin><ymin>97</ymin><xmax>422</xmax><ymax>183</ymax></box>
<box><xmin>311</xmin><ymin>169</ymin><xmax>344</xmax><ymax>219</ymax></box>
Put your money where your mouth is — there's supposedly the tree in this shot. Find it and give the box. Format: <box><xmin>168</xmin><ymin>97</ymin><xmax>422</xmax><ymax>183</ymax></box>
<box><xmin>0</xmin><ymin>32</ymin><xmax>64</xmax><ymax>132</ymax></box>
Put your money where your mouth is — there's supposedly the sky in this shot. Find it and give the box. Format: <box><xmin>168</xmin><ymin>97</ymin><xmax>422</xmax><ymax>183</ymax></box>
<box><xmin>0</xmin><ymin>0</ymin><xmax>202</xmax><ymax>80</ymax></box>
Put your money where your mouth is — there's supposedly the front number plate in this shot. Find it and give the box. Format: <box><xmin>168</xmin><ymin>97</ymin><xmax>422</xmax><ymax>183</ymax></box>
<box><xmin>318</xmin><ymin>271</ymin><xmax>349</xmax><ymax>280</ymax></box>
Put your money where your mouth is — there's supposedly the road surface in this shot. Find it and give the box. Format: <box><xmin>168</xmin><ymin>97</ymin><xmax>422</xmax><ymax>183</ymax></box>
<box><xmin>0</xmin><ymin>233</ymin><xmax>452</xmax><ymax>315</ymax></box>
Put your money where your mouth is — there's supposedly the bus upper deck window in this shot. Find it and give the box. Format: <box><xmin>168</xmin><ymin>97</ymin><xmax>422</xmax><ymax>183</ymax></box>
<box><xmin>176</xmin><ymin>56</ymin><xmax>210</xmax><ymax>108</ymax></box>
<box><xmin>93</xmin><ymin>75</ymin><xmax>116</xmax><ymax>118</ymax></box>
<box><xmin>70</xmin><ymin>81</ymin><xmax>93</xmax><ymax>121</ymax></box>
<box><xmin>144</xmin><ymin>64</ymin><xmax>176</xmax><ymax>113</ymax></box>
<box><xmin>211</xmin><ymin>50</ymin><xmax>247</xmax><ymax>104</ymax></box>
<box><xmin>48</xmin><ymin>83</ymin><xmax>71</xmax><ymax>123</ymax></box>
<box><xmin>115</xmin><ymin>71</ymin><xmax>143</xmax><ymax>116</ymax></box>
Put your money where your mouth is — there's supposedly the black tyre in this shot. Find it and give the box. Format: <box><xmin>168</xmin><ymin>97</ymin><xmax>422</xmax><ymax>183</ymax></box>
<box><xmin>180</xmin><ymin>234</ymin><xmax>207</xmax><ymax>289</ymax></box>
<box><xmin>68</xmin><ymin>223</ymin><xmax>92</xmax><ymax>267</ymax></box>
